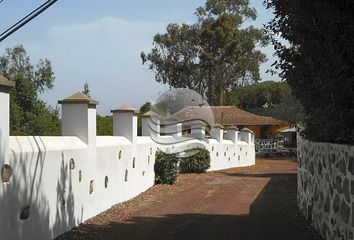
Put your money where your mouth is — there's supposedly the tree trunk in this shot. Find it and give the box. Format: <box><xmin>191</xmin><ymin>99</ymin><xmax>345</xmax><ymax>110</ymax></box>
<box><xmin>217</xmin><ymin>69</ymin><xmax>224</xmax><ymax>106</ymax></box>
<box><xmin>219</xmin><ymin>82</ymin><xmax>224</xmax><ymax>106</ymax></box>
<box><xmin>239</xmin><ymin>73</ymin><xmax>246</xmax><ymax>109</ymax></box>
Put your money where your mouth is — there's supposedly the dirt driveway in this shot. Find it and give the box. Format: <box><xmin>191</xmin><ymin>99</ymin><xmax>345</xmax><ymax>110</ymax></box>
<box><xmin>56</xmin><ymin>157</ymin><xmax>322</xmax><ymax>240</ymax></box>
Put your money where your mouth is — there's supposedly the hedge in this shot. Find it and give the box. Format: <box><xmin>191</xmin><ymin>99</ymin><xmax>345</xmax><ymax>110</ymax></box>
<box><xmin>179</xmin><ymin>148</ymin><xmax>211</xmax><ymax>173</ymax></box>
<box><xmin>154</xmin><ymin>148</ymin><xmax>211</xmax><ymax>184</ymax></box>
<box><xmin>154</xmin><ymin>151</ymin><xmax>179</xmax><ymax>184</ymax></box>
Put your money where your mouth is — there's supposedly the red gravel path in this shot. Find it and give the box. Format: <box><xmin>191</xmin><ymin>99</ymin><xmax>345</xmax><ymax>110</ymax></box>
<box><xmin>56</xmin><ymin>157</ymin><xmax>322</xmax><ymax>240</ymax></box>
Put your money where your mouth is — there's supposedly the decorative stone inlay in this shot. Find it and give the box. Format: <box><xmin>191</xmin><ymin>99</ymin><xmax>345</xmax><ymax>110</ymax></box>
<box><xmin>352</xmin><ymin>203</ymin><xmax>354</xmax><ymax>228</ymax></box>
<box><xmin>1</xmin><ymin>164</ymin><xmax>12</xmax><ymax>183</ymax></box>
<box><xmin>343</xmin><ymin>179</ymin><xmax>350</xmax><ymax>203</ymax></box>
<box><xmin>337</xmin><ymin>159</ymin><xmax>347</xmax><ymax>175</ymax></box>
<box><xmin>297</xmin><ymin>135</ymin><xmax>354</xmax><ymax>240</ymax></box>
<box><xmin>20</xmin><ymin>205</ymin><xmax>30</xmax><ymax>221</ymax></box>
<box><xmin>349</xmin><ymin>157</ymin><xmax>354</xmax><ymax>175</ymax></box>
<box><xmin>318</xmin><ymin>161</ymin><xmax>323</xmax><ymax>175</ymax></box>
<box><xmin>340</xmin><ymin>201</ymin><xmax>350</xmax><ymax>223</ymax></box>
<box><xmin>335</xmin><ymin>176</ymin><xmax>343</xmax><ymax>194</ymax></box>
<box><xmin>324</xmin><ymin>195</ymin><xmax>330</xmax><ymax>213</ymax></box>
<box><xmin>333</xmin><ymin>194</ymin><xmax>340</xmax><ymax>213</ymax></box>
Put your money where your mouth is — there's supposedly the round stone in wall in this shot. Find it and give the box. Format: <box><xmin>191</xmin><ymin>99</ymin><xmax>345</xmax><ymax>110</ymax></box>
<box><xmin>104</xmin><ymin>176</ymin><xmax>109</xmax><ymax>189</ymax></box>
<box><xmin>20</xmin><ymin>205</ymin><xmax>30</xmax><ymax>221</ymax></box>
<box><xmin>1</xmin><ymin>164</ymin><xmax>12</xmax><ymax>183</ymax></box>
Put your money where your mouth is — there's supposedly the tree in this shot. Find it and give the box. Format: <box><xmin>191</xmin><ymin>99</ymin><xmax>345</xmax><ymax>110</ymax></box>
<box><xmin>266</xmin><ymin>0</ymin><xmax>354</xmax><ymax>144</ymax></box>
<box><xmin>197</xmin><ymin>0</ymin><xmax>268</xmax><ymax>105</ymax></box>
<box><xmin>229</xmin><ymin>81</ymin><xmax>305</xmax><ymax>124</ymax></box>
<box><xmin>144</xmin><ymin>24</ymin><xmax>204</xmax><ymax>94</ymax></box>
<box><xmin>139</xmin><ymin>102</ymin><xmax>152</xmax><ymax>114</ymax></box>
<box><xmin>270</xmin><ymin>91</ymin><xmax>304</xmax><ymax>125</ymax></box>
<box><xmin>97</xmin><ymin>115</ymin><xmax>113</xmax><ymax>136</ymax></box>
<box><xmin>144</xmin><ymin>0</ymin><xmax>268</xmax><ymax>106</ymax></box>
<box><xmin>137</xmin><ymin>102</ymin><xmax>152</xmax><ymax>136</ymax></box>
<box><xmin>0</xmin><ymin>45</ymin><xmax>61</xmax><ymax>136</ymax></box>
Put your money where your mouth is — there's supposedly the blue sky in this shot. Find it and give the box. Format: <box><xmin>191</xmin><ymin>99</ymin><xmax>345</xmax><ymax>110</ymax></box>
<box><xmin>0</xmin><ymin>0</ymin><xmax>278</xmax><ymax>115</ymax></box>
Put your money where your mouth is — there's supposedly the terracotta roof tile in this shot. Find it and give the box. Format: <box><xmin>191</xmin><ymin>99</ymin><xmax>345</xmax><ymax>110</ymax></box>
<box><xmin>169</xmin><ymin>106</ymin><xmax>286</xmax><ymax>126</ymax></box>
<box><xmin>211</xmin><ymin>106</ymin><xmax>286</xmax><ymax>126</ymax></box>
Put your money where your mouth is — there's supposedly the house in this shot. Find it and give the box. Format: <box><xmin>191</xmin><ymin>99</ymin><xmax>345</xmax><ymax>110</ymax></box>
<box><xmin>158</xmin><ymin>106</ymin><xmax>289</xmax><ymax>140</ymax></box>
<box><xmin>211</xmin><ymin>106</ymin><xmax>289</xmax><ymax>139</ymax></box>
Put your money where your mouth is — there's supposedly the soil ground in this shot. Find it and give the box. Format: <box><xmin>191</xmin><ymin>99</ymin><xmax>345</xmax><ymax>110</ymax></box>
<box><xmin>56</xmin><ymin>157</ymin><xmax>322</xmax><ymax>240</ymax></box>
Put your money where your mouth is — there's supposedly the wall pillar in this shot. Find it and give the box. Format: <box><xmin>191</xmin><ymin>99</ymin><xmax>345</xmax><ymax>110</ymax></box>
<box><xmin>111</xmin><ymin>105</ymin><xmax>138</xmax><ymax>143</ymax></box>
<box><xmin>58</xmin><ymin>92</ymin><xmax>99</xmax><ymax>147</ymax></box>
<box><xmin>0</xmin><ymin>77</ymin><xmax>15</xmax><ymax>165</ymax></box>
<box><xmin>190</xmin><ymin>121</ymin><xmax>206</xmax><ymax>140</ymax></box>
<box><xmin>239</xmin><ymin>128</ymin><xmax>253</xmax><ymax>144</ymax></box>
<box><xmin>224</xmin><ymin>126</ymin><xmax>239</xmax><ymax>143</ymax></box>
<box><xmin>212</xmin><ymin>124</ymin><xmax>224</xmax><ymax>142</ymax></box>
<box><xmin>161</xmin><ymin>119</ymin><xmax>182</xmax><ymax>137</ymax></box>
<box><xmin>141</xmin><ymin>111</ymin><xmax>160</xmax><ymax>138</ymax></box>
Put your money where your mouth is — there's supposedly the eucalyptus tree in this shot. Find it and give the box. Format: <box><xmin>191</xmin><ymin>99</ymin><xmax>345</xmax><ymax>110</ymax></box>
<box><xmin>144</xmin><ymin>0</ymin><xmax>268</xmax><ymax>106</ymax></box>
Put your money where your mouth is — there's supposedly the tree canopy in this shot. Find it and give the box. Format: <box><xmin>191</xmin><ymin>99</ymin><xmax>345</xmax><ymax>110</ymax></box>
<box><xmin>229</xmin><ymin>81</ymin><xmax>304</xmax><ymax>124</ymax></box>
<box><xmin>266</xmin><ymin>0</ymin><xmax>354</xmax><ymax>144</ymax></box>
<box><xmin>97</xmin><ymin>115</ymin><xmax>113</xmax><ymax>136</ymax></box>
<box><xmin>144</xmin><ymin>0</ymin><xmax>268</xmax><ymax>106</ymax></box>
<box><xmin>0</xmin><ymin>45</ymin><xmax>61</xmax><ymax>136</ymax></box>
<box><xmin>139</xmin><ymin>102</ymin><xmax>152</xmax><ymax>114</ymax></box>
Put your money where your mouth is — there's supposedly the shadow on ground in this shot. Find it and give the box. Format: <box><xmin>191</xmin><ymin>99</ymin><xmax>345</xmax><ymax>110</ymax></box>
<box><xmin>56</xmin><ymin>169</ymin><xmax>322</xmax><ymax>240</ymax></box>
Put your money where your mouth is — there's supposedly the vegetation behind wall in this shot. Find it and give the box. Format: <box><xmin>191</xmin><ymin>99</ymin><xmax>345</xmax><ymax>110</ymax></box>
<box><xmin>0</xmin><ymin>45</ymin><xmax>61</xmax><ymax>136</ymax></box>
<box><xmin>179</xmin><ymin>149</ymin><xmax>211</xmax><ymax>173</ymax></box>
<box><xmin>154</xmin><ymin>151</ymin><xmax>179</xmax><ymax>184</ymax></box>
<box><xmin>154</xmin><ymin>149</ymin><xmax>211</xmax><ymax>184</ymax></box>
<box><xmin>228</xmin><ymin>81</ymin><xmax>305</xmax><ymax>124</ymax></box>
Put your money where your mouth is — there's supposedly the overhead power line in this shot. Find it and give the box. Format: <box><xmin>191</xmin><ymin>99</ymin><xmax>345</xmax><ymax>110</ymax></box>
<box><xmin>0</xmin><ymin>0</ymin><xmax>58</xmax><ymax>43</ymax></box>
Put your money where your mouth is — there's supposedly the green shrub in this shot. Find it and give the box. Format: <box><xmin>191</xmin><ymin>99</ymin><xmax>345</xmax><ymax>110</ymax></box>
<box><xmin>154</xmin><ymin>151</ymin><xmax>179</xmax><ymax>184</ymax></box>
<box><xmin>179</xmin><ymin>148</ymin><xmax>210</xmax><ymax>173</ymax></box>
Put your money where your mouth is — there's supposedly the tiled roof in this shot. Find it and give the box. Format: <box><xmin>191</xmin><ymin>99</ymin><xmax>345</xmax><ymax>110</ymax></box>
<box><xmin>211</xmin><ymin>106</ymin><xmax>286</xmax><ymax>126</ymax></box>
<box><xmin>168</xmin><ymin>106</ymin><xmax>286</xmax><ymax>126</ymax></box>
<box><xmin>144</xmin><ymin>106</ymin><xmax>286</xmax><ymax>127</ymax></box>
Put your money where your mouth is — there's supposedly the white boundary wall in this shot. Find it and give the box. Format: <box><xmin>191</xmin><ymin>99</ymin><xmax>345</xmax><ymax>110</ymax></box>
<box><xmin>0</xmin><ymin>87</ymin><xmax>255</xmax><ymax>240</ymax></box>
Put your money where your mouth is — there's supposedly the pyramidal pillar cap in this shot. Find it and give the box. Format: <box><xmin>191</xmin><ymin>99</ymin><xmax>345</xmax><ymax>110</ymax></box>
<box><xmin>58</xmin><ymin>92</ymin><xmax>99</xmax><ymax>108</ymax></box>
<box><xmin>0</xmin><ymin>76</ymin><xmax>15</xmax><ymax>89</ymax></box>
<box><xmin>111</xmin><ymin>104</ymin><xmax>139</xmax><ymax>114</ymax></box>
<box><xmin>213</xmin><ymin>123</ymin><xmax>224</xmax><ymax>129</ymax></box>
<box><xmin>240</xmin><ymin>127</ymin><xmax>254</xmax><ymax>133</ymax></box>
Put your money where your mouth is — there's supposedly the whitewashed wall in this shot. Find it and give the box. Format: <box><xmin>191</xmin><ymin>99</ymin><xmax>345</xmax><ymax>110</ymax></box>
<box><xmin>0</xmin><ymin>136</ymin><xmax>156</xmax><ymax>240</ymax></box>
<box><xmin>0</xmin><ymin>87</ymin><xmax>255</xmax><ymax>240</ymax></box>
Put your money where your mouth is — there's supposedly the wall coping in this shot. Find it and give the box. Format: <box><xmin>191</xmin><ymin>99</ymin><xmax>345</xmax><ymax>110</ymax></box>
<box><xmin>0</xmin><ymin>76</ymin><xmax>15</xmax><ymax>88</ymax></box>
<box><xmin>58</xmin><ymin>92</ymin><xmax>99</xmax><ymax>105</ymax></box>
